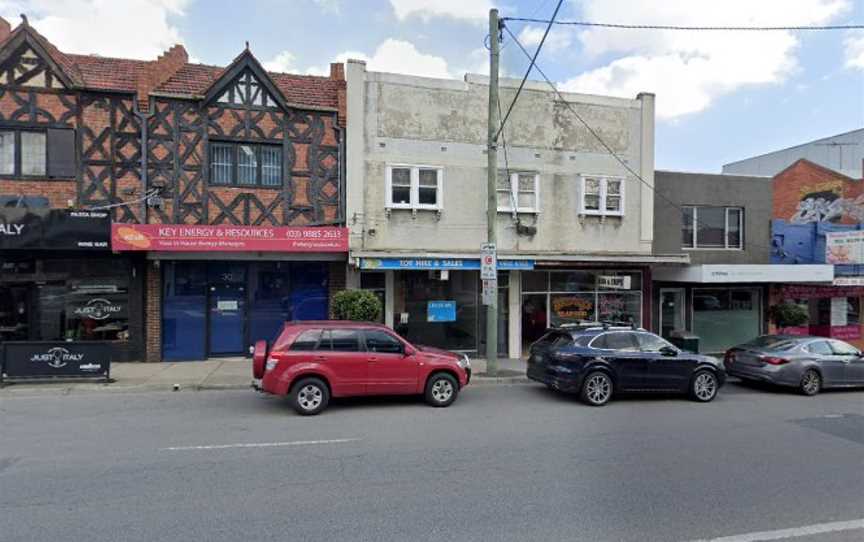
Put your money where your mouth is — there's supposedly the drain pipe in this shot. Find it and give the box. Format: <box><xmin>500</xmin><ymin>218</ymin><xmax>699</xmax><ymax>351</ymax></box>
<box><xmin>135</xmin><ymin>104</ymin><xmax>153</xmax><ymax>223</ymax></box>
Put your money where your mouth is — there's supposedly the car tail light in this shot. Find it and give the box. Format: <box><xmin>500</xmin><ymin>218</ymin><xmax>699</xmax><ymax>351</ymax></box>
<box><xmin>761</xmin><ymin>356</ymin><xmax>789</xmax><ymax>365</ymax></box>
<box><xmin>265</xmin><ymin>356</ymin><xmax>279</xmax><ymax>372</ymax></box>
<box><xmin>724</xmin><ymin>351</ymin><xmax>735</xmax><ymax>364</ymax></box>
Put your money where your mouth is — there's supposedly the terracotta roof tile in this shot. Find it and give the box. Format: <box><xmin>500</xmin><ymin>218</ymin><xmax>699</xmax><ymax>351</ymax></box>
<box><xmin>1</xmin><ymin>22</ymin><xmax>344</xmax><ymax>113</ymax></box>
<box><xmin>66</xmin><ymin>54</ymin><xmax>148</xmax><ymax>92</ymax></box>
<box><xmin>155</xmin><ymin>63</ymin><xmax>343</xmax><ymax>111</ymax></box>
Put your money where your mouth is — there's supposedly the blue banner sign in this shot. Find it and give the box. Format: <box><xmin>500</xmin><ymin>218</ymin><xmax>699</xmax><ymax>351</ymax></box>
<box><xmin>360</xmin><ymin>258</ymin><xmax>534</xmax><ymax>270</ymax></box>
<box><xmin>427</xmin><ymin>300</ymin><xmax>457</xmax><ymax>322</ymax></box>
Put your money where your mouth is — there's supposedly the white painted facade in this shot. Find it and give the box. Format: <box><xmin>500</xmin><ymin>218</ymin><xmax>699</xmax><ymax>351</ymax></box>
<box><xmin>344</xmin><ymin>60</ymin><xmax>677</xmax><ymax>357</ymax></box>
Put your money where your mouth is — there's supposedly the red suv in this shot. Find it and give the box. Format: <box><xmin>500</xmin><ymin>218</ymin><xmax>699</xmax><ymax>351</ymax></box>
<box><xmin>252</xmin><ymin>321</ymin><xmax>471</xmax><ymax>415</ymax></box>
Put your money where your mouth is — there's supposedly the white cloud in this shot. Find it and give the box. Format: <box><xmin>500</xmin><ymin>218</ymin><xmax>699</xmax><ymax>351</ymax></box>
<box><xmin>845</xmin><ymin>31</ymin><xmax>864</xmax><ymax>70</ymax></box>
<box><xmin>0</xmin><ymin>0</ymin><xmax>191</xmax><ymax>60</ymax></box>
<box><xmin>517</xmin><ymin>25</ymin><xmax>572</xmax><ymax>53</ymax></box>
<box><xmin>559</xmin><ymin>0</ymin><xmax>851</xmax><ymax>120</ymax></box>
<box><xmin>306</xmin><ymin>39</ymin><xmax>453</xmax><ymax>79</ymax></box>
<box><xmin>263</xmin><ymin>50</ymin><xmax>297</xmax><ymax>73</ymax></box>
<box><xmin>388</xmin><ymin>0</ymin><xmax>491</xmax><ymax>23</ymax></box>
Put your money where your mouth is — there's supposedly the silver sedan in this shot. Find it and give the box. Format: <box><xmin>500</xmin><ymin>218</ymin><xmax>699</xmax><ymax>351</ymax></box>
<box><xmin>724</xmin><ymin>335</ymin><xmax>864</xmax><ymax>395</ymax></box>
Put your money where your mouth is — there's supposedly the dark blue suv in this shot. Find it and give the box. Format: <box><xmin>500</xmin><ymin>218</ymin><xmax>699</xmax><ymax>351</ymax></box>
<box><xmin>526</xmin><ymin>324</ymin><xmax>726</xmax><ymax>406</ymax></box>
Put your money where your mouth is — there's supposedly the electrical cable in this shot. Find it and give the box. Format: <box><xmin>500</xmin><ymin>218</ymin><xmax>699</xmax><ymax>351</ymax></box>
<box><xmin>501</xmin><ymin>18</ymin><xmax>864</xmax><ymax>31</ymax></box>
<box><xmin>494</xmin><ymin>0</ymin><xmax>564</xmax><ymax>143</ymax></box>
<box><xmin>502</xmin><ymin>25</ymin><xmax>826</xmax><ymax>265</ymax></box>
<box><xmin>87</xmin><ymin>188</ymin><xmax>160</xmax><ymax>211</ymax></box>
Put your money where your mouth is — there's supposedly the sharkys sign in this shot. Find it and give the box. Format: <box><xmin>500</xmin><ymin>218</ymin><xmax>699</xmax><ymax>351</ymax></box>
<box><xmin>111</xmin><ymin>224</ymin><xmax>348</xmax><ymax>252</ymax></box>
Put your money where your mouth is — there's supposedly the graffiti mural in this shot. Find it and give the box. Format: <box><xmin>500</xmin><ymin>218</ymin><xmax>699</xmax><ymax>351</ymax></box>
<box><xmin>775</xmin><ymin>161</ymin><xmax>864</xmax><ymax>225</ymax></box>
<box><xmin>791</xmin><ymin>183</ymin><xmax>864</xmax><ymax>224</ymax></box>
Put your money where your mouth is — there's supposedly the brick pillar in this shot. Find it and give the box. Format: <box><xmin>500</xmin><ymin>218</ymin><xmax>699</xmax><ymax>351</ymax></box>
<box><xmin>328</xmin><ymin>262</ymin><xmax>347</xmax><ymax>318</ymax></box>
<box><xmin>145</xmin><ymin>261</ymin><xmax>162</xmax><ymax>362</ymax></box>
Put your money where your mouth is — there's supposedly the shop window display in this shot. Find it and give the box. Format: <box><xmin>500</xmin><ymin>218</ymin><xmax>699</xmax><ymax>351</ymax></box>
<box><xmin>521</xmin><ymin>270</ymin><xmax>643</xmax><ymax>349</ymax></box>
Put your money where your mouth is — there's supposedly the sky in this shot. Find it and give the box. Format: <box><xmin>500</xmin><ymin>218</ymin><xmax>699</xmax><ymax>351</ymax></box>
<box><xmin>1</xmin><ymin>0</ymin><xmax>862</xmax><ymax>173</ymax></box>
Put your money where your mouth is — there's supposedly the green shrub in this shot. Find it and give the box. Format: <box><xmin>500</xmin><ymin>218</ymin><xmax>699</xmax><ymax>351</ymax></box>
<box><xmin>331</xmin><ymin>289</ymin><xmax>382</xmax><ymax>322</ymax></box>
<box><xmin>767</xmin><ymin>302</ymin><xmax>808</xmax><ymax>329</ymax></box>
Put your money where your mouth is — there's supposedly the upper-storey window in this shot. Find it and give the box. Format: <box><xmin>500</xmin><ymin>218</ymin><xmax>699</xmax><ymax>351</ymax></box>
<box><xmin>578</xmin><ymin>175</ymin><xmax>624</xmax><ymax>217</ymax></box>
<box><xmin>385</xmin><ymin>165</ymin><xmax>442</xmax><ymax>211</ymax></box>
<box><xmin>497</xmin><ymin>172</ymin><xmax>539</xmax><ymax>213</ymax></box>
<box><xmin>682</xmin><ymin>206</ymin><xmax>743</xmax><ymax>249</ymax></box>
<box><xmin>209</xmin><ymin>142</ymin><xmax>282</xmax><ymax>187</ymax></box>
<box><xmin>0</xmin><ymin>127</ymin><xmax>75</xmax><ymax>179</ymax></box>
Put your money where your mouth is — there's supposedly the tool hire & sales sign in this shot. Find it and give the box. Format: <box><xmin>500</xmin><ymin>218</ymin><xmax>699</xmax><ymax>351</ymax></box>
<box><xmin>111</xmin><ymin>224</ymin><xmax>348</xmax><ymax>252</ymax></box>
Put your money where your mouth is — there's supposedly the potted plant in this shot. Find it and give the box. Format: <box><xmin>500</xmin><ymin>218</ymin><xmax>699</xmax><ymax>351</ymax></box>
<box><xmin>331</xmin><ymin>289</ymin><xmax>383</xmax><ymax>322</ymax></box>
<box><xmin>767</xmin><ymin>302</ymin><xmax>809</xmax><ymax>332</ymax></box>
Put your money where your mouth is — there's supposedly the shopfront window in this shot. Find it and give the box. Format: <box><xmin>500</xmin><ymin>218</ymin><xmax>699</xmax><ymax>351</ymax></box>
<box><xmin>360</xmin><ymin>272</ymin><xmax>386</xmax><ymax>324</ymax></box>
<box><xmin>692</xmin><ymin>288</ymin><xmax>761</xmax><ymax>353</ymax></box>
<box><xmin>521</xmin><ymin>270</ymin><xmax>644</xmax><ymax>349</ymax></box>
<box><xmin>163</xmin><ymin>261</ymin><xmax>329</xmax><ymax>361</ymax></box>
<box><xmin>394</xmin><ymin>270</ymin><xmax>478</xmax><ymax>352</ymax></box>
<box><xmin>0</xmin><ymin>257</ymin><xmax>131</xmax><ymax>344</ymax></box>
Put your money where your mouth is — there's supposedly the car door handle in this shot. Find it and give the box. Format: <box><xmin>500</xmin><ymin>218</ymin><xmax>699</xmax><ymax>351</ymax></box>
<box><xmin>314</xmin><ymin>355</ymin><xmax>327</xmax><ymax>361</ymax></box>
<box><xmin>367</xmin><ymin>357</ymin><xmax>379</xmax><ymax>363</ymax></box>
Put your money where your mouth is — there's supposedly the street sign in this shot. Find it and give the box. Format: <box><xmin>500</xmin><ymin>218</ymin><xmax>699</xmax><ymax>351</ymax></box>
<box><xmin>480</xmin><ymin>243</ymin><xmax>497</xmax><ymax>280</ymax></box>
<box><xmin>482</xmin><ymin>279</ymin><xmax>497</xmax><ymax>306</ymax></box>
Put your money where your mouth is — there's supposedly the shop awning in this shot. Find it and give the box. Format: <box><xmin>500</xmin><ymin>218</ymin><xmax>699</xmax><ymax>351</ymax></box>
<box><xmin>653</xmin><ymin>264</ymin><xmax>834</xmax><ymax>284</ymax></box>
<box><xmin>353</xmin><ymin>251</ymin><xmax>689</xmax><ymax>270</ymax></box>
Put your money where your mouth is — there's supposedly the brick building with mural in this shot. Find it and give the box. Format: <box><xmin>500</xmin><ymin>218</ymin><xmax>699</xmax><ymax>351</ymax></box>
<box><xmin>0</xmin><ymin>16</ymin><xmax>347</xmax><ymax>363</ymax></box>
<box><xmin>770</xmin><ymin>158</ymin><xmax>864</xmax><ymax>348</ymax></box>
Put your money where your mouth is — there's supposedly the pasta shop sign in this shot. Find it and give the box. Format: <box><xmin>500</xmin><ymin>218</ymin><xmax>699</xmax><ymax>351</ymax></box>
<box><xmin>111</xmin><ymin>224</ymin><xmax>348</xmax><ymax>253</ymax></box>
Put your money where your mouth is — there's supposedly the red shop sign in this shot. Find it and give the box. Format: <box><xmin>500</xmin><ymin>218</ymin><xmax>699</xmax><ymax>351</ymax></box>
<box><xmin>111</xmin><ymin>224</ymin><xmax>348</xmax><ymax>253</ymax></box>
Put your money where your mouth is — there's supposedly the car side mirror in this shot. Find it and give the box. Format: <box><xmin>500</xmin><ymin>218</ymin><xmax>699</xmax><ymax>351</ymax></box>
<box><xmin>659</xmin><ymin>345</ymin><xmax>678</xmax><ymax>357</ymax></box>
<box><xmin>403</xmin><ymin>345</ymin><xmax>416</xmax><ymax>357</ymax></box>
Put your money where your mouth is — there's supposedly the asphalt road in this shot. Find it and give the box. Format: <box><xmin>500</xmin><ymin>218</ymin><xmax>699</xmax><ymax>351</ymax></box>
<box><xmin>1</xmin><ymin>380</ymin><xmax>863</xmax><ymax>542</ymax></box>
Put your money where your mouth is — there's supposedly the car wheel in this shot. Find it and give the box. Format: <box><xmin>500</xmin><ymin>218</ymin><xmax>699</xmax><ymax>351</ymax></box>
<box><xmin>689</xmin><ymin>370</ymin><xmax>719</xmax><ymax>402</ymax></box>
<box><xmin>580</xmin><ymin>371</ymin><xmax>613</xmax><ymax>406</ymax></box>
<box><xmin>290</xmin><ymin>377</ymin><xmax>330</xmax><ymax>415</ymax></box>
<box><xmin>799</xmin><ymin>369</ymin><xmax>821</xmax><ymax>396</ymax></box>
<box><xmin>425</xmin><ymin>373</ymin><xmax>459</xmax><ymax>407</ymax></box>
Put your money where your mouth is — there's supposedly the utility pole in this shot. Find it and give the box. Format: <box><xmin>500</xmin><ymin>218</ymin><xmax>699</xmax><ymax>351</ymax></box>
<box><xmin>485</xmin><ymin>8</ymin><xmax>500</xmax><ymax>376</ymax></box>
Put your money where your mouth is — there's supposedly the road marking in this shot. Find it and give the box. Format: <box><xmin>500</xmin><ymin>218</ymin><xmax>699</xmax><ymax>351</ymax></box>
<box><xmin>159</xmin><ymin>438</ymin><xmax>361</xmax><ymax>451</ymax></box>
<box><xmin>687</xmin><ymin>518</ymin><xmax>864</xmax><ymax>542</ymax></box>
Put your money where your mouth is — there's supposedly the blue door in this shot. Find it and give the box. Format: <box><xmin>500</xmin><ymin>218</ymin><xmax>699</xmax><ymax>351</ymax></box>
<box><xmin>208</xmin><ymin>264</ymin><xmax>246</xmax><ymax>355</ymax></box>
<box><xmin>163</xmin><ymin>262</ymin><xmax>207</xmax><ymax>361</ymax></box>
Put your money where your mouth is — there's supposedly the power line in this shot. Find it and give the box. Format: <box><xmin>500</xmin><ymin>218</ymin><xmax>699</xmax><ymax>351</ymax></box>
<box><xmin>501</xmin><ymin>24</ymin><xmax>825</xmax><ymax>265</ymax></box>
<box><xmin>494</xmin><ymin>0</ymin><xmax>564</xmax><ymax>143</ymax></box>
<box><xmin>501</xmin><ymin>18</ymin><xmax>864</xmax><ymax>31</ymax></box>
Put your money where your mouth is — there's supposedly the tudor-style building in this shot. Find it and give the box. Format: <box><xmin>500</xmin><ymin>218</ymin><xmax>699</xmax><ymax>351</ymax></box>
<box><xmin>0</xmin><ymin>16</ymin><xmax>347</xmax><ymax>362</ymax></box>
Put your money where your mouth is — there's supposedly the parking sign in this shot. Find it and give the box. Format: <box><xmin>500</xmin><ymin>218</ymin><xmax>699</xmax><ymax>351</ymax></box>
<box><xmin>480</xmin><ymin>243</ymin><xmax>496</xmax><ymax>280</ymax></box>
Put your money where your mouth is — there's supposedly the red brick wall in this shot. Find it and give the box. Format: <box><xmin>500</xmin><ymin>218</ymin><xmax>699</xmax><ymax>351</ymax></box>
<box><xmin>0</xmin><ymin>180</ymin><xmax>75</xmax><ymax>207</ymax></box>
<box><xmin>145</xmin><ymin>261</ymin><xmax>162</xmax><ymax>362</ymax></box>
<box><xmin>773</xmin><ymin>160</ymin><xmax>863</xmax><ymax>224</ymax></box>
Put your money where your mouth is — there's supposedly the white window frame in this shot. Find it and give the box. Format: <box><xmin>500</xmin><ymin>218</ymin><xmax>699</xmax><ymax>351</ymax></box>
<box><xmin>683</xmin><ymin>206</ymin><xmax>744</xmax><ymax>250</ymax></box>
<box><xmin>385</xmin><ymin>164</ymin><xmax>443</xmax><ymax>211</ymax></box>
<box><xmin>578</xmin><ymin>175</ymin><xmax>625</xmax><ymax>217</ymax></box>
<box><xmin>497</xmin><ymin>172</ymin><xmax>540</xmax><ymax>214</ymax></box>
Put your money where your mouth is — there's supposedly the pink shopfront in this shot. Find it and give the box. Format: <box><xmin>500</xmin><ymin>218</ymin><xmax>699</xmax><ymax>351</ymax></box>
<box><xmin>770</xmin><ymin>284</ymin><xmax>864</xmax><ymax>348</ymax></box>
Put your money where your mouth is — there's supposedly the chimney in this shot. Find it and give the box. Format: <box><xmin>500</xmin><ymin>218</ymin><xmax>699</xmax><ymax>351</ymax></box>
<box><xmin>329</xmin><ymin>62</ymin><xmax>344</xmax><ymax>81</ymax></box>
<box><xmin>0</xmin><ymin>17</ymin><xmax>11</xmax><ymax>43</ymax></box>
<box><xmin>137</xmin><ymin>44</ymin><xmax>188</xmax><ymax>111</ymax></box>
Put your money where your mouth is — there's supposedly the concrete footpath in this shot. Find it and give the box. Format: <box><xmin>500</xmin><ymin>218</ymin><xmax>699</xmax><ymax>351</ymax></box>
<box><xmin>0</xmin><ymin>357</ymin><xmax>529</xmax><ymax>395</ymax></box>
